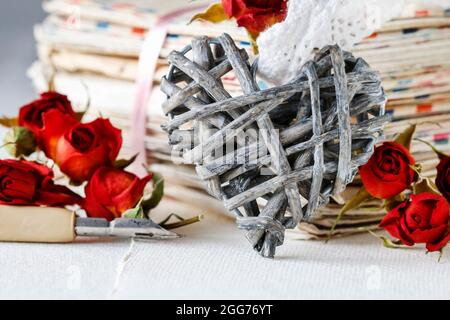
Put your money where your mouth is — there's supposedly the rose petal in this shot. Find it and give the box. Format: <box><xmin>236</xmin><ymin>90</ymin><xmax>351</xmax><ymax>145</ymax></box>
<box><xmin>40</xmin><ymin>109</ymin><xmax>79</xmax><ymax>159</ymax></box>
<box><xmin>57</xmin><ymin>146</ymin><xmax>109</xmax><ymax>183</ymax></box>
<box><xmin>19</xmin><ymin>92</ymin><xmax>76</xmax><ymax>137</ymax></box>
<box><xmin>0</xmin><ymin>159</ymin><xmax>79</xmax><ymax>207</ymax></box>
<box><xmin>379</xmin><ymin>202</ymin><xmax>412</xmax><ymax>244</ymax></box>
<box><xmin>359</xmin><ymin>141</ymin><xmax>415</xmax><ymax>199</ymax></box>
<box><xmin>55</xmin><ymin>118</ymin><xmax>122</xmax><ymax>183</ymax></box>
<box><xmin>112</xmin><ymin>173</ymin><xmax>153</xmax><ymax>214</ymax></box>
<box><xmin>82</xmin><ymin>167</ymin><xmax>151</xmax><ymax>221</ymax></box>
<box><xmin>426</xmin><ymin>233</ymin><xmax>450</xmax><ymax>252</ymax></box>
<box><xmin>409</xmin><ymin>225</ymin><xmax>447</xmax><ymax>244</ymax></box>
<box><xmin>397</xmin><ymin>216</ymin><xmax>415</xmax><ymax>246</ymax></box>
<box><xmin>404</xmin><ymin>197</ymin><xmax>435</xmax><ymax>229</ymax></box>
<box><xmin>428</xmin><ymin>195</ymin><xmax>450</xmax><ymax>227</ymax></box>
<box><xmin>83</xmin><ymin>169</ymin><xmax>117</xmax><ymax>221</ymax></box>
<box><xmin>436</xmin><ymin>156</ymin><xmax>450</xmax><ymax>203</ymax></box>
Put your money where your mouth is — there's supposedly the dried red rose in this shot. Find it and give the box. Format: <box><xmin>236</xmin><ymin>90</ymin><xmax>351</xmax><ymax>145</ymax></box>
<box><xmin>39</xmin><ymin>109</ymin><xmax>80</xmax><ymax>160</ymax></box>
<box><xmin>18</xmin><ymin>92</ymin><xmax>77</xmax><ymax>158</ymax></box>
<box><xmin>436</xmin><ymin>156</ymin><xmax>450</xmax><ymax>204</ymax></box>
<box><xmin>380</xmin><ymin>193</ymin><xmax>450</xmax><ymax>252</ymax></box>
<box><xmin>83</xmin><ymin>167</ymin><xmax>153</xmax><ymax>221</ymax></box>
<box><xmin>359</xmin><ymin>141</ymin><xmax>415</xmax><ymax>199</ymax></box>
<box><xmin>54</xmin><ymin>118</ymin><xmax>122</xmax><ymax>183</ymax></box>
<box><xmin>0</xmin><ymin>159</ymin><xmax>81</xmax><ymax>207</ymax></box>
<box><xmin>222</xmin><ymin>0</ymin><xmax>288</xmax><ymax>34</ymax></box>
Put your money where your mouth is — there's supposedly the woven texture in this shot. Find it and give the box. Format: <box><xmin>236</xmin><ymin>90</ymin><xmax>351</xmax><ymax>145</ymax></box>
<box><xmin>161</xmin><ymin>33</ymin><xmax>388</xmax><ymax>258</ymax></box>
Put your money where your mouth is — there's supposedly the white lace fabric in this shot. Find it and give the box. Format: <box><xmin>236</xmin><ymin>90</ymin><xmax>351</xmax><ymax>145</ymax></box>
<box><xmin>257</xmin><ymin>0</ymin><xmax>450</xmax><ymax>84</ymax></box>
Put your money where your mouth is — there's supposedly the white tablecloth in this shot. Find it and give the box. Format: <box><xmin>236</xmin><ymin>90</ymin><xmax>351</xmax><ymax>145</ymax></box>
<box><xmin>1</xmin><ymin>215</ymin><xmax>450</xmax><ymax>300</ymax></box>
<box><xmin>0</xmin><ymin>127</ymin><xmax>449</xmax><ymax>300</ymax></box>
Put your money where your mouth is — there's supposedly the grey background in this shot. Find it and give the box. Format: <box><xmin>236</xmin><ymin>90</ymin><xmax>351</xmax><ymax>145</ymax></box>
<box><xmin>0</xmin><ymin>1</ymin><xmax>45</xmax><ymax>116</ymax></box>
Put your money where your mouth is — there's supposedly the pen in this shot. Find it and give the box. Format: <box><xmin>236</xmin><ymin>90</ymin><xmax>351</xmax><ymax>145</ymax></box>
<box><xmin>0</xmin><ymin>205</ymin><xmax>179</xmax><ymax>243</ymax></box>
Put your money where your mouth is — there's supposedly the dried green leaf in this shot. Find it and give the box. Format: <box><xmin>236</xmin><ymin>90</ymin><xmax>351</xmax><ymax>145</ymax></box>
<box><xmin>327</xmin><ymin>187</ymin><xmax>371</xmax><ymax>241</ymax></box>
<box><xmin>75</xmin><ymin>111</ymin><xmax>86</xmax><ymax>122</ymax></box>
<box><xmin>438</xmin><ymin>249</ymin><xmax>444</xmax><ymax>263</ymax></box>
<box><xmin>115</xmin><ymin>154</ymin><xmax>138</xmax><ymax>170</ymax></box>
<box><xmin>413</xmin><ymin>178</ymin><xmax>440</xmax><ymax>195</ymax></box>
<box><xmin>395</xmin><ymin>123</ymin><xmax>416</xmax><ymax>150</ymax></box>
<box><xmin>48</xmin><ymin>70</ymin><xmax>56</xmax><ymax>92</ymax></box>
<box><xmin>189</xmin><ymin>3</ymin><xmax>229</xmax><ymax>24</ymax></box>
<box><xmin>123</xmin><ymin>199</ymin><xmax>144</xmax><ymax>219</ymax></box>
<box><xmin>142</xmin><ymin>173</ymin><xmax>164</xmax><ymax>214</ymax></box>
<box><xmin>0</xmin><ymin>116</ymin><xmax>19</xmax><ymax>128</ymax></box>
<box><xmin>415</xmin><ymin>138</ymin><xmax>448</xmax><ymax>160</ymax></box>
<box><xmin>410</xmin><ymin>163</ymin><xmax>422</xmax><ymax>179</ymax></box>
<box><xmin>384</xmin><ymin>193</ymin><xmax>407</xmax><ymax>212</ymax></box>
<box><xmin>3</xmin><ymin>126</ymin><xmax>37</xmax><ymax>157</ymax></box>
<box><xmin>367</xmin><ymin>230</ymin><xmax>406</xmax><ymax>249</ymax></box>
<box><xmin>379</xmin><ymin>236</ymin><xmax>405</xmax><ymax>249</ymax></box>
<box><xmin>247</xmin><ymin>30</ymin><xmax>260</xmax><ymax>54</ymax></box>
<box><xmin>159</xmin><ymin>213</ymin><xmax>203</xmax><ymax>230</ymax></box>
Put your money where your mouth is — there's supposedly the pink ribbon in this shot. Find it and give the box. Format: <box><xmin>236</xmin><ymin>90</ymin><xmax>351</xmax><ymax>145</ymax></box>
<box><xmin>130</xmin><ymin>5</ymin><xmax>208</xmax><ymax>177</ymax></box>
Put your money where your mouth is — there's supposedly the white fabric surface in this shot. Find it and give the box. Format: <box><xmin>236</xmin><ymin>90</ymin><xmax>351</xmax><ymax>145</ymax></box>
<box><xmin>1</xmin><ymin>129</ymin><xmax>450</xmax><ymax>300</ymax></box>
<box><xmin>257</xmin><ymin>0</ymin><xmax>450</xmax><ymax>84</ymax></box>
<box><xmin>1</xmin><ymin>213</ymin><xmax>450</xmax><ymax>299</ymax></box>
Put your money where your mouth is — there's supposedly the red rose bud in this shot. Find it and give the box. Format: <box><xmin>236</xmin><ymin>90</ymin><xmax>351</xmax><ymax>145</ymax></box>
<box><xmin>38</xmin><ymin>109</ymin><xmax>79</xmax><ymax>160</ymax></box>
<box><xmin>19</xmin><ymin>92</ymin><xmax>77</xmax><ymax>149</ymax></box>
<box><xmin>359</xmin><ymin>141</ymin><xmax>415</xmax><ymax>199</ymax></box>
<box><xmin>0</xmin><ymin>159</ymin><xmax>82</xmax><ymax>207</ymax></box>
<box><xmin>380</xmin><ymin>193</ymin><xmax>450</xmax><ymax>252</ymax></box>
<box><xmin>436</xmin><ymin>156</ymin><xmax>450</xmax><ymax>203</ymax></box>
<box><xmin>83</xmin><ymin>167</ymin><xmax>153</xmax><ymax>221</ymax></box>
<box><xmin>18</xmin><ymin>92</ymin><xmax>80</xmax><ymax>160</ymax></box>
<box><xmin>222</xmin><ymin>0</ymin><xmax>288</xmax><ymax>34</ymax></box>
<box><xmin>55</xmin><ymin>118</ymin><xmax>122</xmax><ymax>183</ymax></box>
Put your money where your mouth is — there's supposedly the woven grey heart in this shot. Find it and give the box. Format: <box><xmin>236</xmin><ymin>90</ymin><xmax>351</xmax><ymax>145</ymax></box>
<box><xmin>161</xmin><ymin>33</ymin><xmax>388</xmax><ymax>258</ymax></box>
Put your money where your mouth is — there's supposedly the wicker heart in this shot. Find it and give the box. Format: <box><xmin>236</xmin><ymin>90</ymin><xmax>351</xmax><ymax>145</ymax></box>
<box><xmin>161</xmin><ymin>33</ymin><xmax>388</xmax><ymax>258</ymax></box>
